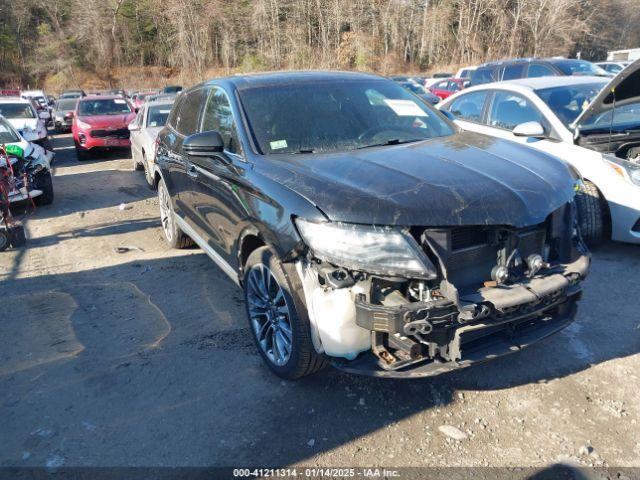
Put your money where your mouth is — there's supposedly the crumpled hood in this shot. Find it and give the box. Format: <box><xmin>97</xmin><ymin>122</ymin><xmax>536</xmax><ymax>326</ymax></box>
<box><xmin>77</xmin><ymin>113</ymin><xmax>135</xmax><ymax>129</ymax></box>
<box><xmin>257</xmin><ymin>131</ymin><xmax>577</xmax><ymax>227</ymax></box>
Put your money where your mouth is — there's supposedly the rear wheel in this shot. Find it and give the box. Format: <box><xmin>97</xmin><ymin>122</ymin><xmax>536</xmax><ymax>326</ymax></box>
<box><xmin>34</xmin><ymin>171</ymin><xmax>54</xmax><ymax>206</ymax></box>
<box><xmin>576</xmin><ymin>179</ymin><xmax>606</xmax><ymax>246</ymax></box>
<box><xmin>132</xmin><ymin>150</ymin><xmax>144</xmax><ymax>171</ymax></box>
<box><xmin>244</xmin><ymin>247</ymin><xmax>327</xmax><ymax>380</ymax></box>
<box><xmin>142</xmin><ymin>151</ymin><xmax>155</xmax><ymax>188</ymax></box>
<box><xmin>158</xmin><ymin>178</ymin><xmax>192</xmax><ymax>249</ymax></box>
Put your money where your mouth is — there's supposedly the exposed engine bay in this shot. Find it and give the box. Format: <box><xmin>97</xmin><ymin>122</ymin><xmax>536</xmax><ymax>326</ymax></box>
<box><xmin>297</xmin><ymin>202</ymin><xmax>590</xmax><ymax>377</ymax></box>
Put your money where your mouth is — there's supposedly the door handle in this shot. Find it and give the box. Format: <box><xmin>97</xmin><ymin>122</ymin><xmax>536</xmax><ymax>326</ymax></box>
<box><xmin>186</xmin><ymin>164</ymin><xmax>199</xmax><ymax>178</ymax></box>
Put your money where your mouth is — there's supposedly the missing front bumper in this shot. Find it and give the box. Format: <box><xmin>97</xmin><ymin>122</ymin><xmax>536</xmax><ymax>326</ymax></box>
<box><xmin>333</xmin><ymin>292</ymin><xmax>579</xmax><ymax>378</ymax></box>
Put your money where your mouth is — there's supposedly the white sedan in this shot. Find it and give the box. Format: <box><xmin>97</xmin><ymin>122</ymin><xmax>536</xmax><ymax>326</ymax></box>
<box><xmin>438</xmin><ymin>61</ymin><xmax>640</xmax><ymax>245</ymax></box>
<box><xmin>128</xmin><ymin>98</ymin><xmax>175</xmax><ymax>188</ymax></box>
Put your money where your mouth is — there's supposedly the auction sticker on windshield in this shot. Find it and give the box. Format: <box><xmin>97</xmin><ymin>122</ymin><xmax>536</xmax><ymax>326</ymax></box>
<box><xmin>384</xmin><ymin>99</ymin><xmax>427</xmax><ymax>117</ymax></box>
<box><xmin>270</xmin><ymin>139</ymin><xmax>288</xmax><ymax>150</ymax></box>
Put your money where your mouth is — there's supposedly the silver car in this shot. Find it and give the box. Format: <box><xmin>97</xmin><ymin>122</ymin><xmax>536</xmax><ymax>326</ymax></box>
<box><xmin>52</xmin><ymin>98</ymin><xmax>78</xmax><ymax>132</ymax></box>
<box><xmin>128</xmin><ymin>98</ymin><xmax>175</xmax><ymax>187</ymax></box>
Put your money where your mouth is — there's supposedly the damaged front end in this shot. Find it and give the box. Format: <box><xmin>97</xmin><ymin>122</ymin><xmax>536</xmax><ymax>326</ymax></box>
<box><xmin>295</xmin><ymin>202</ymin><xmax>589</xmax><ymax>378</ymax></box>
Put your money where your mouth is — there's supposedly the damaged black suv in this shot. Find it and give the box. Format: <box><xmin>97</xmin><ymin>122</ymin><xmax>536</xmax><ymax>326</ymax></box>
<box><xmin>156</xmin><ymin>72</ymin><xmax>589</xmax><ymax>379</ymax></box>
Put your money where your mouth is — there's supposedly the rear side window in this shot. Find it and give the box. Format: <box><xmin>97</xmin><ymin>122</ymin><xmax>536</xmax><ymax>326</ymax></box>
<box><xmin>447</xmin><ymin>91</ymin><xmax>488</xmax><ymax>123</ymax></box>
<box><xmin>527</xmin><ymin>63</ymin><xmax>556</xmax><ymax>78</ymax></box>
<box><xmin>488</xmin><ymin>91</ymin><xmax>544</xmax><ymax>130</ymax></box>
<box><xmin>502</xmin><ymin>64</ymin><xmax>525</xmax><ymax>80</ymax></box>
<box><xmin>200</xmin><ymin>88</ymin><xmax>241</xmax><ymax>154</ymax></box>
<box><xmin>175</xmin><ymin>89</ymin><xmax>207</xmax><ymax>136</ymax></box>
<box><xmin>470</xmin><ymin>67</ymin><xmax>496</xmax><ymax>85</ymax></box>
<box><xmin>447</xmin><ymin>81</ymin><xmax>461</xmax><ymax>92</ymax></box>
<box><xmin>166</xmin><ymin>95</ymin><xmax>183</xmax><ymax>129</ymax></box>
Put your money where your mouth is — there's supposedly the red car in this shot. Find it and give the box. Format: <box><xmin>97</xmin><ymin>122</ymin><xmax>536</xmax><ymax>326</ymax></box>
<box><xmin>72</xmin><ymin>95</ymin><xmax>136</xmax><ymax>160</ymax></box>
<box><xmin>429</xmin><ymin>78</ymin><xmax>467</xmax><ymax>100</ymax></box>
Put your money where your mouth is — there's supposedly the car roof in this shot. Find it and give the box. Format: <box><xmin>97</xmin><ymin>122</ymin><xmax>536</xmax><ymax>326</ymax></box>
<box><xmin>496</xmin><ymin>75</ymin><xmax>608</xmax><ymax>90</ymax></box>
<box><xmin>202</xmin><ymin>70</ymin><xmax>383</xmax><ymax>91</ymax></box>
<box><xmin>146</xmin><ymin>99</ymin><xmax>175</xmax><ymax>107</ymax></box>
<box><xmin>80</xmin><ymin>95</ymin><xmax>125</xmax><ymax>100</ymax></box>
<box><xmin>0</xmin><ymin>96</ymin><xmax>30</xmax><ymax>103</ymax></box>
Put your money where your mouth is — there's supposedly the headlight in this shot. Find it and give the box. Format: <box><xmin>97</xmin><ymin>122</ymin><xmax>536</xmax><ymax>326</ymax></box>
<box><xmin>76</xmin><ymin>119</ymin><xmax>91</xmax><ymax>129</ymax></box>
<box><xmin>604</xmin><ymin>154</ymin><xmax>640</xmax><ymax>186</ymax></box>
<box><xmin>295</xmin><ymin>219</ymin><xmax>437</xmax><ymax>279</ymax></box>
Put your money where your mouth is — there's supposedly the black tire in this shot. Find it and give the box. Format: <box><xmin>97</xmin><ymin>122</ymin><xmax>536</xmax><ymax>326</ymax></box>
<box><xmin>575</xmin><ymin>180</ymin><xmax>606</xmax><ymax>246</ymax></box>
<box><xmin>133</xmin><ymin>150</ymin><xmax>144</xmax><ymax>171</ymax></box>
<box><xmin>75</xmin><ymin>144</ymin><xmax>89</xmax><ymax>161</ymax></box>
<box><xmin>0</xmin><ymin>229</ymin><xmax>9</xmax><ymax>252</ymax></box>
<box><xmin>244</xmin><ymin>246</ymin><xmax>327</xmax><ymax>380</ymax></box>
<box><xmin>8</xmin><ymin>225</ymin><xmax>26</xmax><ymax>248</ymax></box>
<box><xmin>157</xmin><ymin>178</ymin><xmax>192</xmax><ymax>249</ymax></box>
<box><xmin>34</xmin><ymin>171</ymin><xmax>54</xmax><ymax>206</ymax></box>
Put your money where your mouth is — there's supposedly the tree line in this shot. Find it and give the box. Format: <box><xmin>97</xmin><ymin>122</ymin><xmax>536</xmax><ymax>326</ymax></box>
<box><xmin>1</xmin><ymin>0</ymin><xmax>639</xmax><ymax>88</ymax></box>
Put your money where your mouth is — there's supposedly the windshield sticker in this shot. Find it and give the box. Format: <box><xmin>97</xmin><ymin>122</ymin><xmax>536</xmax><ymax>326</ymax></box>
<box><xmin>270</xmin><ymin>139</ymin><xmax>288</xmax><ymax>150</ymax></box>
<box><xmin>114</xmin><ymin>99</ymin><xmax>126</xmax><ymax>104</ymax></box>
<box><xmin>384</xmin><ymin>99</ymin><xmax>427</xmax><ymax>117</ymax></box>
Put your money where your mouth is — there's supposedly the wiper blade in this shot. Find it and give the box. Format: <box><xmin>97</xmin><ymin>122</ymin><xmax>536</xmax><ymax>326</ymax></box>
<box><xmin>356</xmin><ymin>138</ymin><xmax>423</xmax><ymax>150</ymax></box>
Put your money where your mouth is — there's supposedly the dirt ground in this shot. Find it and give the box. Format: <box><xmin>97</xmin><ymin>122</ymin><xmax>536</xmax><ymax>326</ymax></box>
<box><xmin>1</xmin><ymin>133</ymin><xmax>640</xmax><ymax>475</ymax></box>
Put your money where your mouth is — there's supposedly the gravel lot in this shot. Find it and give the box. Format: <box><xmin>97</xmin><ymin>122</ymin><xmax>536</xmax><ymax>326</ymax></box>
<box><xmin>1</xmin><ymin>133</ymin><xmax>640</xmax><ymax>474</ymax></box>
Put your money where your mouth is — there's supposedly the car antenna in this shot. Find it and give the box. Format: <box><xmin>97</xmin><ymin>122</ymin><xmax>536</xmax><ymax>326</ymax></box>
<box><xmin>608</xmin><ymin>86</ymin><xmax>616</xmax><ymax>154</ymax></box>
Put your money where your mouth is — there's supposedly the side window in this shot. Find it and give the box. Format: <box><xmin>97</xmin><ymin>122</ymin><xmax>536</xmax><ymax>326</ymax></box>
<box><xmin>434</xmin><ymin>81</ymin><xmax>448</xmax><ymax>90</ymax></box>
<box><xmin>502</xmin><ymin>64</ymin><xmax>525</xmax><ymax>80</ymax></box>
<box><xmin>175</xmin><ymin>89</ymin><xmax>207</xmax><ymax>136</ymax></box>
<box><xmin>448</xmin><ymin>81</ymin><xmax>461</xmax><ymax>92</ymax></box>
<box><xmin>447</xmin><ymin>91</ymin><xmax>488</xmax><ymax>123</ymax></box>
<box><xmin>527</xmin><ymin>63</ymin><xmax>556</xmax><ymax>78</ymax></box>
<box><xmin>200</xmin><ymin>88</ymin><xmax>241</xmax><ymax>154</ymax></box>
<box><xmin>166</xmin><ymin>95</ymin><xmax>183</xmax><ymax>129</ymax></box>
<box><xmin>488</xmin><ymin>91</ymin><xmax>544</xmax><ymax>130</ymax></box>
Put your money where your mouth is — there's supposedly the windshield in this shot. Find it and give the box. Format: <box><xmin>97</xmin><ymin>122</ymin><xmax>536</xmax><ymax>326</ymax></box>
<box><xmin>536</xmin><ymin>83</ymin><xmax>606</xmax><ymax>126</ymax></box>
<box><xmin>553</xmin><ymin>60</ymin><xmax>607</xmax><ymax>77</ymax></box>
<box><xmin>56</xmin><ymin>99</ymin><xmax>77</xmax><ymax>111</ymax></box>
<box><xmin>78</xmin><ymin>98</ymin><xmax>132</xmax><ymax>116</ymax></box>
<box><xmin>147</xmin><ymin>105</ymin><xmax>172</xmax><ymax>127</ymax></box>
<box><xmin>0</xmin><ymin>118</ymin><xmax>20</xmax><ymax>143</ymax></box>
<box><xmin>239</xmin><ymin>79</ymin><xmax>454</xmax><ymax>154</ymax></box>
<box><xmin>0</xmin><ymin>103</ymin><xmax>36</xmax><ymax>119</ymax></box>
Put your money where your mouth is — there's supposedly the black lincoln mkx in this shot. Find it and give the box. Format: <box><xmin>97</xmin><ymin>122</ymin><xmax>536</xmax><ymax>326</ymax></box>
<box><xmin>154</xmin><ymin>71</ymin><xmax>589</xmax><ymax>379</ymax></box>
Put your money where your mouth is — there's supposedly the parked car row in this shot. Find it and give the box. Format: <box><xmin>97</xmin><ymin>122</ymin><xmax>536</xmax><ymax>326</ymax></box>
<box><xmin>5</xmin><ymin>62</ymin><xmax>636</xmax><ymax>382</ymax></box>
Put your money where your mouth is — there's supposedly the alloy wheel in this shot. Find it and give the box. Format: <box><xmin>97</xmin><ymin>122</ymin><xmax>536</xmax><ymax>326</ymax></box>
<box><xmin>158</xmin><ymin>183</ymin><xmax>174</xmax><ymax>243</ymax></box>
<box><xmin>246</xmin><ymin>264</ymin><xmax>293</xmax><ymax>366</ymax></box>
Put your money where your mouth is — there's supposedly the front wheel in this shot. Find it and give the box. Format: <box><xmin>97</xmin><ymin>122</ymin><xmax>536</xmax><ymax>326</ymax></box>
<box><xmin>575</xmin><ymin>180</ymin><xmax>606</xmax><ymax>246</ymax></box>
<box><xmin>244</xmin><ymin>247</ymin><xmax>327</xmax><ymax>380</ymax></box>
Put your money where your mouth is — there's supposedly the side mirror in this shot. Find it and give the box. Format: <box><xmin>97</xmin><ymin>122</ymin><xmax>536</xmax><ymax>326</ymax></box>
<box><xmin>183</xmin><ymin>130</ymin><xmax>224</xmax><ymax>156</ymax></box>
<box><xmin>128</xmin><ymin>122</ymin><xmax>140</xmax><ymax>132</ymax></box>
<box><xmin>512</xmin><ymin>121</ymin><xmax>545</xmax><ymax>138</ymax></box>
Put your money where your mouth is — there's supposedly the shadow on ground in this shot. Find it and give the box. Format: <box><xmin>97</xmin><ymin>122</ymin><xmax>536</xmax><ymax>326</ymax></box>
<box><xmin>1</xmin><ymin>238</ymin><xmax>639</xmax><ymax>467</ymax></box>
